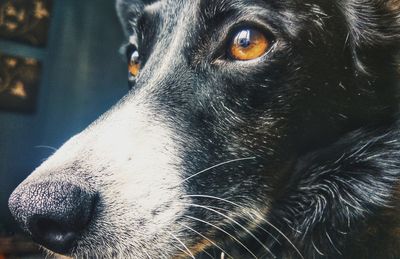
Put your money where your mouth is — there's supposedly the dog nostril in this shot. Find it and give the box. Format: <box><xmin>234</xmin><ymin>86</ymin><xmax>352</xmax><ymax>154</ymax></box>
<box><xmin>8</xmin><ymin>182</ymin><xmax>97</xmax><ymax>255</ymax></box>
<box><xmin>28</xmin><ymin>216</ymin><xmax>78</xmax><ymax>254</ymax></box>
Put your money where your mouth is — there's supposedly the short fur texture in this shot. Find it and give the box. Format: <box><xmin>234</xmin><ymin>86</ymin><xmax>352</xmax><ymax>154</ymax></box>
<box><xmin>8</xmin><ymin>0</ymin><xmax>400</xmax><ymax>258</ymax></box>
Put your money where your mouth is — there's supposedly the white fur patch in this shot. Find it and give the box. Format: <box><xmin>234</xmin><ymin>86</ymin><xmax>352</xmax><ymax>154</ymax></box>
<box><xmin>21</xmin><ymin>87</ymin><xmax>190</xmax><ymax>258</ymax></box>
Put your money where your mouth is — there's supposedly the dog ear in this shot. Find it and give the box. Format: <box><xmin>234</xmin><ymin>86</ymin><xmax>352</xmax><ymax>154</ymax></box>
<box><xmin>116</xmin><ymin>0</ymin><xmax>158</xmax><ymax>36</ymax></box>
<box><xmin>342</xmin><ymin>0</ymin><xmax>400</xmax><ymax>73</ymax></box>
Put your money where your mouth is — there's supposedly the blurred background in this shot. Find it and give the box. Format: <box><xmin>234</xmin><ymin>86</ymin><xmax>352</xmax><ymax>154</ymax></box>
<box><xmin>0</xmin><ymin>0</ymin><xmax>127</xmax><ymax>257</ymax></box>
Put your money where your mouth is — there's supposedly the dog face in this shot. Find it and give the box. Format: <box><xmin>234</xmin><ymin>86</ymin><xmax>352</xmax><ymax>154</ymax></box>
<box><xmin>9</xmin><ymin>0</ymin><xmax>399</xmax><ymax>258</ymax></box>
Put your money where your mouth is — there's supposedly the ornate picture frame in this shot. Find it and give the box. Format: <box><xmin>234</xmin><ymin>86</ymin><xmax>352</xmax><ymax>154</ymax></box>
<box><xmin>0</xmin><ymin>0</ymin><xmax>52</xmax><ymax>47</ymax></box>
<box><xmin>0</xmin><ymin>53</ymin><xmax>42</xmax><ymax>113</ymax></box>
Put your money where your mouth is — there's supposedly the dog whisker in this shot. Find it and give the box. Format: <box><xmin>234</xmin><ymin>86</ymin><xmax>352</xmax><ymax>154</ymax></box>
<box><xmin>252</xmin><ymin>213</ymin><xmax>305</xmax><ymax>259</ymax></box>
<box><xmin>34</xmin><ymin>145</ymin><xmax>58</xmax><ymax>152</ymax></box>
<box><xmin>170</xmin><ymin>243</ymin><xmax>194</xmax><ymax>259</ymax></box>
<box><xmin>182</xmin><ymin>203</ymin><xmax>276</xmax><ymax>258</ymax></box>
<box><xmin>185</xmin><ymin>194</ymin><xmax>304</xmax><ymax>259</ymax></box>
<box><xmin>197</xmin><ymin>248</ymin><xmax>215</xmax><ymax>259</ymax></box>
<box><xmin>184</xmin><ymin>215</ymin><xmax>259</xmax><ymax>259</ymax></box>
<box><xmin>177</xmin><ymin>222</ymin><xmax>233</xmax><ymax>259</ymax></box>
<box><xmin>168</xmin><ymin>231</ymin><xmax>196</xmax><ymax>259</ymax></box>
<box><xmin>201</xmin><ymin>250</ymin><xmax>215</xmax><ymax>259</ymax></box>
<box><xmin>178</xmin><ymin>157</ymin><xmax>256</xmax><ymax>185</ymax></box>
<box><xmin>325</xmin><ymin>231</ymin><xmax>342</xmax><ymax>255</ymax></box>
<box><xmin>185</xmin><ymin>195</ymin><xmax>281</xmax><ymax>244</ymax></box>
<box><xmin>311</xmin><ymin>240</ymin><xmax>325</xmax><ymax>256</ymax></box>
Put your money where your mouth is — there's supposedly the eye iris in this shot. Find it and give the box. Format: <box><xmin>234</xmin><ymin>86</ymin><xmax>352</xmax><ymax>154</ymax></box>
<box><xmin>128</xmin><ymin>50</ymin><xmax>140</xmax><ymax>78</ymax></box>
<box><xmin>230</xmin><ymin>29</ymin><xmax>269</xmax><ymax>61</ymax></box>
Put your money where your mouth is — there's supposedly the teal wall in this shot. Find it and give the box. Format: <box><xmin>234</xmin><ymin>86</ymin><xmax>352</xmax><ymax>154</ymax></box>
<box><xmin>0</xmin><ymin>0</ymin><xmax>127</xmax><ymax>231</ymax></box>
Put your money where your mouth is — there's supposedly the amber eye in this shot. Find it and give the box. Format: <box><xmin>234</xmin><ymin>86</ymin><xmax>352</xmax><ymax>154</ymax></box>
<box><xmin>229</xmin><ymin>29</ymin><xmax>270</xmax><ymax>61</ymax></box>
<box><xmin>128</xmin><ymin>48</ymin><xmax>141</xmax><ymax>79</ymax></box>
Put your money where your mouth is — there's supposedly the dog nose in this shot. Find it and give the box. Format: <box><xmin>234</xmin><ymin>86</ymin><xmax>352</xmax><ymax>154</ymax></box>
<box><xmin>8</xmin><ymin>182</ymin><xmax>96</xmax><ymax>254</ymax></box>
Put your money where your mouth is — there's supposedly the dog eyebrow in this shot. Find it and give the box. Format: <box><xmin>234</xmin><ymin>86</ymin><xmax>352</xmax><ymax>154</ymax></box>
<box><xmin>200</xmin><ymin>0</ymin><xmax>267</xmax><ymax>16</ymax></box>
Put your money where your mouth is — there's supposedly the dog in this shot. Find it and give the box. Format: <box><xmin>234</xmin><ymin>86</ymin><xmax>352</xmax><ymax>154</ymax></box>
<box><xmin>8</xmin><ymin>0</ymin><xmax>400</xmax><ymax>258</ymax></box>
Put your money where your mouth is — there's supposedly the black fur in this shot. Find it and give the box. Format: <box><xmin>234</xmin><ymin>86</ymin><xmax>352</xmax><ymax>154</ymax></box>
<box><xmin>9</xmin><ymin>0</ymin><xmax>400</xmax><ymax>258</ymax></box>
<box><xmin>114</xmin><ymin>0</ymin><xmax>400</xmax><ymax>258</ymax></box>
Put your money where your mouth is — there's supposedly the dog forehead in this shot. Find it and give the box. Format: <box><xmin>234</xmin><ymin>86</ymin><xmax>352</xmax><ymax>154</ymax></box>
<box><xmin>116</xmin><ymin>0</ymin><xmax>160</xmax><ymax>7</ymax></box>
<box><xmin>116</xmin><ymin>0</ymin><xmax>184</xmax><ymax>14</ymax></box>
<box><xmin>116</xmin><ymin>0</ymin><xmax>189</xmax><ymax>35</ymax></box>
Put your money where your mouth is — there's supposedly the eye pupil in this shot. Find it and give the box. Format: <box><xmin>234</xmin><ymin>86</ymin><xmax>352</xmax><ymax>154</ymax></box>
<box><xmin>239</xmin><ymin>37</ymin><xmax>251</xmax><ymax>48</ymax></box>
